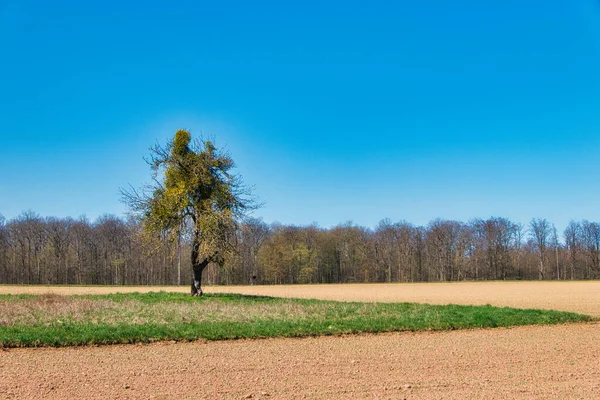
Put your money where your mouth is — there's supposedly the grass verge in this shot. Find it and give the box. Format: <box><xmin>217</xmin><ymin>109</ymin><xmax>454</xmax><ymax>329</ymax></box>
<box><xmin>0</xmin><ymin>292</ymin><xmax>593</xmax><ymax>347</ymax></box>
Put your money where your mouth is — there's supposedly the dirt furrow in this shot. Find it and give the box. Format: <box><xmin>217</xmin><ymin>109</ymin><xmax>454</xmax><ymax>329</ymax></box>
<box><xmin>1</xmin><ymin>323</ymin><xmax>599</xmax><ymax>399</ymax></box>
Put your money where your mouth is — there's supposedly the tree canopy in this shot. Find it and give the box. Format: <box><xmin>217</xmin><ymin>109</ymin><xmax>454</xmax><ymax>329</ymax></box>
<box><xmin>123</xmin><ymin>129</ymin><xmax>255</xmax><ymax>295</ymax></box>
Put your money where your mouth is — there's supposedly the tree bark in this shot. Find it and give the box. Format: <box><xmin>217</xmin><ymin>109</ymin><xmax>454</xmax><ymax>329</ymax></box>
<box><xmin>191</xmin><ymin>258</ymin><xmax>209</xmax><ymax>296</ymax></box>
<box><xmin>190</xmin><ymin>229</ymin><xmax>213</xmax><ymax>296</ymax></box>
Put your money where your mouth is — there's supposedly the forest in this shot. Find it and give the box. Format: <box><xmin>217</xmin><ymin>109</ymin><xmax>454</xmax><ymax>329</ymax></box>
<box><xmin>0</xmin><ymin>211</ymin><xmax>598</xmax><ymax>286</ymax></box>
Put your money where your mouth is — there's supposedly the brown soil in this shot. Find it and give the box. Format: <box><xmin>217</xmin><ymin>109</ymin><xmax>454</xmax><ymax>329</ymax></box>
<box><xmin>1</xmin><ymin>282</ymin><xmax>599</xmax><ymax>399</ymax></box>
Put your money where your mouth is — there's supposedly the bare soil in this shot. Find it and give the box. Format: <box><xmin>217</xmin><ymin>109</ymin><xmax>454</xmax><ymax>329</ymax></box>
<box><xmin>1</xmin><ymin>282</ymin><xmax>599</xmax><ymax>399</ymax></box>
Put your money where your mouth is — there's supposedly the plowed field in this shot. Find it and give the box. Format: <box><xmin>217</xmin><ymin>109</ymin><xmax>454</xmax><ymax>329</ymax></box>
<box><xmin>1</xmin><ymin>282</ymin><xmax>599</xmax><ymax>399</ymax></box>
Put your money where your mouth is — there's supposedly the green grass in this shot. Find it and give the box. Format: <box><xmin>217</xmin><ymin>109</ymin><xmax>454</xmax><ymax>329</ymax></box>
<box><xmin>0</xmin><ymin>292</ymin><xmax>593</xmax><ymax>347</ymax></box>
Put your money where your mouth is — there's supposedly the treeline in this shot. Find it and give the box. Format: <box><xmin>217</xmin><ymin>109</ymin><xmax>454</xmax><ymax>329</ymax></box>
<box><xmin>0</xmin><ymin>212</ymin><xmax>599</xmax><ymax>286</ymax></box>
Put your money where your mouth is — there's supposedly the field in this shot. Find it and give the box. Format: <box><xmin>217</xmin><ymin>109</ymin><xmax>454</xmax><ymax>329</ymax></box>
<box><xmin>2</xmin><ymin>280</ymin><xmax>598</xmax><ymax>316</ymax></box>
<box><xmin>1</xmin><ymin>282</ymin><xmax>599</xmax><ymax>399</ymax></box>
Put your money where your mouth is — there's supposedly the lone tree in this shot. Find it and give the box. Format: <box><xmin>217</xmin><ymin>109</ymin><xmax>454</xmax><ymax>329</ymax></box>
<box><xmin>123</xmin><ymin>130</ymin><xmax>256</xmax><ymax>295</ymax></box>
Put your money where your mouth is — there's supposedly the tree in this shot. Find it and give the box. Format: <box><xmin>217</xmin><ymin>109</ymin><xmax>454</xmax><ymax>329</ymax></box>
<box><xmin>9</xmin><ymin>211</ymin><xmax>46</xmax><ymax>284</ymax></box>
<box><xmin>550</xmin><ymin>224</ymin><xmax>561</xmax><ymax>280</ymax></box>
<box><xmin>426</xmin><ymin>219</ymin><xmax>463</xmax><ymax>281</ymax></box>
<box><xmin>0</xmin><ymin>214</ymin><xmax>9</xmax><ymax>283</ymax></box>
<box><xmin>122</xmin><ymin>130</ymin><xmax>255</xmax><ymax>295</ymax></box>
<box><xmin>512</xmin><ymin>223</ymin><xmax>525</xmax><ymax>279</ymax></box>
<box><xmin>374</xmin><ymin>219</ymin><xmax>397</xmax><ymax>283</ymax></box>
<box><xmin>564</xmin><ymin>221</ymin><xmax>581</xmax><ymax>280</ymax></box>
<box><xmin>235</xmin><ymin>218</ymin><xmax>270</xmax><ymax>284</ymax></box>
<box><xmin>529</xmin><ymin>218</ymin><xmax>551</xmax><ymax>280</ymax></box>
<box><xmin>95</xmin><ymin>214</ymin><xmax>130</xmax><ymax>285</ymax></box>
<box><xmin>71</xmin><ymin>216</ymin><xmax>93</xmax><ymax>284</ymax></box>
<box><xmin>581</xmin><ymin>220</ymin><xmax>600</xmax><ymax>277</ymax></box>
<box><xmin>45</xmin><ymin>216</ymin><xmax>74</xmax><ymax>284</ymax></box>
<box><xmin>473</xmin><ymin>217</ymin><xmax>517</xmax><ymax>280</ymax></box>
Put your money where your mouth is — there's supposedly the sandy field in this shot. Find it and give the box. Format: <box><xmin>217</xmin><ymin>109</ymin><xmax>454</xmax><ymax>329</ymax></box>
<box><xmin>1</xmin><ymin>282</ymin><xmax>599</xmax><ymax>399</ymax></box>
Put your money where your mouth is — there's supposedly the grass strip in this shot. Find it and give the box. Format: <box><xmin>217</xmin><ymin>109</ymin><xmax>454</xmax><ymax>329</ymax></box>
<box><xmin>0</xmin><ymin>292</ymin><xmax>593</xmax><ymax>347</ymax></box>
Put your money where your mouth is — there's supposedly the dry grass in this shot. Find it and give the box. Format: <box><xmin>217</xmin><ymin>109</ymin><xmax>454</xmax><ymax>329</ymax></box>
<box><xmin>0</xmin><ymin>293</ymin><xmax>417</xmax><ymax>328</ymax></box>
<box><xmin>129</xmin><ymin>300</ymin><xmax>319</xmax><ymax>324</ymax></box>
<box><xmin>2</xmin><ymin>281</ymin><xmax>599</xmax><ymax>315</ymax></box>
<box><xmin>0</xmin><ymin>294</ymin><xmax>329</xmax><ymax>327</ymax></box>
<box><xmin>0</xmin><ymin>294</ymin><xmax>114</xmax><ymax>326</ymax></box>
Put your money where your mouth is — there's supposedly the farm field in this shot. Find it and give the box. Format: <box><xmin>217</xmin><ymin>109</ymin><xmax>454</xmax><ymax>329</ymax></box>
<box><xmin>2</xmin><ymin>280</ymin><xmax>600</xmax><ymax>315</ymax></box>
<box><xmin>1</xmin><ymin>282</ymin><xmax>599</xmax><ymax>399</ymax></box>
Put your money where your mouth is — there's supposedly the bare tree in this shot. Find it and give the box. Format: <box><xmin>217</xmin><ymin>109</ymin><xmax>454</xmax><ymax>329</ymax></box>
<box><xmin>9</xmin><ymin>211</ymin><xmax>46</xmax><ymax>284</ymax></box>
<box><xmin>564</xmin><ymin>221</ymin><xmax>582</xmax><ymax>280</ymax></box>
<box><xmin>426</xmin><ymin>219</ymin><xmax>463</xmax><ymax>282</ymax></box>
<box><xmin>0</xmin><ymin>214</ymin><xmax>9</xmax><ymax>283</ymax></box>
<box><xmin>46</xmin><ymin>217</ymin><xmax>74</xmax><ymax>284</ymax></box>
<box><xmin>529</xmin><ymin>218</ymin><xmax>552</xmax><ymax>280</ymax></box>
<box><xmin>374</xmin><ymin>219</ymin><xmax>397</xmax><ymax>283</ymax></box>
<box><xmin>236</xmin><ymin>218</ymin><xmax>270</xmax><ymax>284</ymax></box>
<box><xmin>94</xmin><ymin>215</ymin><xmax>130</xmax><ymax>285</ymax></box>
<box><xmin>581</xmin><ymin>220</ymin><xmax>600</xmax><ymax>278</ymax></box>
<box><xmin>472</xmin><ymin>217</ymin><xmax>517</xmax><ymax>280</ymax></box>
<box><xmin>71</xmin><ymin>217</ymin><xmax>93</xmax><ymax>284</ymax></box>
<box><xmin>551</xmin><ymin>224</ymin><xmax>561</xmax><ymax>280</ymax></box>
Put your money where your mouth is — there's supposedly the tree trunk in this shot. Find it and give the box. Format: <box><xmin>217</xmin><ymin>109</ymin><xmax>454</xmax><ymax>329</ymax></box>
<box><xmin>190</xmin><ymin>229</ymin><xmax>211</xmax><ymax>296</ymax></box>
<box><xmin>177</xmin><ymin>233</ymin><xmax>181</xmax><ymax>286</ymax></box>
<box><xmin>191</xmin><ymin>258</ymin><xmax>210</xmax><ymax>296</ymax></box>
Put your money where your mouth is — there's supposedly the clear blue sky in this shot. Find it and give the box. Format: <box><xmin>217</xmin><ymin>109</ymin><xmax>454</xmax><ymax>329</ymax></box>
<box><xmin>1</xmin><ymin>0</ymin><xmax>599</xmax><ymax>235</ymax></box>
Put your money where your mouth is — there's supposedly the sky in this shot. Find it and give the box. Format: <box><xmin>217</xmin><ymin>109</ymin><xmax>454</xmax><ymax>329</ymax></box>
<box><xmin>1</xmin><ymin>0</ymin><xmax>600</xmax><ymax>235</ymax></box>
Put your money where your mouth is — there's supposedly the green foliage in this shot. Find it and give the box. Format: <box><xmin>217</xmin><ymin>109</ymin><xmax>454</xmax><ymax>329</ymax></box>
<box><xmin>258</xmin><ymin>227</ymin><xmax>320</xmax><ymax>284</ymax></box>
<box><xmin>123</xmin><ymin>130</ymin><xmax>254</xmax><ymax>268</ymax></box>
<box><xmin>0</xmin><ymin>292</ymin><xmax>592</xmax><ymax>347</ymax></box>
